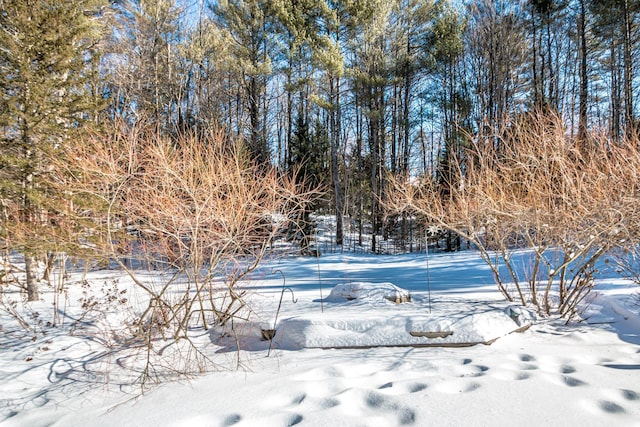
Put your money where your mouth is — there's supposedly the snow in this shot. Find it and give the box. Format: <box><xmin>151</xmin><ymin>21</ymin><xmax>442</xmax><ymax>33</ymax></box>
<box><xmin>1</xmin><ymin>250</ymin><xmax>640</xmax><ymax>426</ymax></box>
<box><xmin>327</xmin><ymin>281</ymin><xmax>412</xmax><ymax>303</ymax></box>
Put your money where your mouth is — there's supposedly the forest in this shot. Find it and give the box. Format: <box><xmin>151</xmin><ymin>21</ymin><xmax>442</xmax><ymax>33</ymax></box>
<box><xmin>3</xmin><ymin>0</ymin><xmax>640</xmax><ymax>315</ymax></box>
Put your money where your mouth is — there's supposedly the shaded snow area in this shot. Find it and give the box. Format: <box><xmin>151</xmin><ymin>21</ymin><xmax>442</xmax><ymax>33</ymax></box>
<box><xmin>1</xmin><ymin>251</ymin><xmax>640</xmax><ymax>427</ymax></box>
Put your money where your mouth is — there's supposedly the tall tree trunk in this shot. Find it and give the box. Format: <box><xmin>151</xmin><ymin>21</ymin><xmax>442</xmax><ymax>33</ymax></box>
<box><xmin>531</xmin><ymin>10</ymin><xmax>541</xmax><ymax>108</ymax></box>
<box><xmin>25</xmin><ymin>254</ymin><xmax>39</xmax><ymax>301</ymax></box>
<box><xmin>21</xmin><ymin>122</ymin><xmax>39</xmax><ymax>301</ymax></box>
<box><xmin>578</xmin><ymin>0</ymin><xmax>588</xmax><ymax>142</ymax></box>
<box><xmin>368</xmin><ymin>79</ymin><xmax>386</xmax><ymax>253</ymax></box>
<box><xmin>286</xmin><ymin>46</ymin><xmax>293</xmax><ymax>168</ymax></box>
<box><xmin>369</xmin><ymin>88</ymin><xmax>379</xmax><ymax>254</ymax></box>
<box><xmin>248</xmin><ymin>75</ymin><xmax>263</xmax><ymax>163</ymax></box>
<box><xmin>546</xmin><ymin>13</ymin><xmax>555</xmax><ymax>108</ymax></box>
<box><xmin>357</xmin><ymin>135</ymin><xmax>363</xmax><ymax>248</ymax></box>
<box><xmin>623</xmin><ymin>0</ymin><xmax>634</xmax><ymax>134</ymax></box>
<box><xmin>391</xmin><ymin>82</ymin><xmax>398</xmax><ymax>174</ymax></box>
<box><xmin>611</xmin><ymin>39</ymin><xmax>621</xmax><ymax>140</ymax></box>
<box><xmin>330</xmin><ymin>75</ymin><xmax>344</xmax><ymax>247</ymax></box>
<box><xmin>402</xmin><ymin>54</ymin><xmax>411</xmax><ymax>176</ymax></box>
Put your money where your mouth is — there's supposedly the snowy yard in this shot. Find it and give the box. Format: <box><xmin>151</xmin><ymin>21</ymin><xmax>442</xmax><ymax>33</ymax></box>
<box><xmin>1</xmin><ymin>250</ymin><xmax>639</xmax><ymax>426</ymax></box>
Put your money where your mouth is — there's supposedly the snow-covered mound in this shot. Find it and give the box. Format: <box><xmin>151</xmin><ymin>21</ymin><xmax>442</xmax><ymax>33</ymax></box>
<box><xmin>275</xmin><ymin>306</ymin><xmax>532</xmax><ymax>349</ymax></box>
<box><xmin>214</xmin><ymin>283</ymin><xmax>535</xmax><ymax>351</ymax></box>
<box><xmin>327</xmin><ymin>281</ymin><xmax>411</xmax><ymax>303</ymax></box>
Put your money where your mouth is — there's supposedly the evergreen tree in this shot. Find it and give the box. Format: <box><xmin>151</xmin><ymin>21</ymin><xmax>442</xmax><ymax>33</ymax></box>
<box><xmin>289</xmin><ymin>112</ymin><xmax>328</xmax><ymax>253</ymax></box>
<box><xmin>272</xmin><ymin>0</ymin><xmax>345</xmax><ymax>245</ymax></box>
<box><xmin>212</xmin><ymin>0</ymin><xmax>274</xmax><ymax>165</ymax></box>
<box><xmin>0</xmin><ymin>0</ymin><xmax>106</xmax><ymax>300</ymax></box>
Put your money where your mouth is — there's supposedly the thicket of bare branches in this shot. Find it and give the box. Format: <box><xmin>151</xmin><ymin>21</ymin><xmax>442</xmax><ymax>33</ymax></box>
<box><xmin>389</xmin><ymin>112</ymin><xmax>640</xmax><ymax>318</ymax></box>
<box><xmin>55</xmin><ymin>123</ymin><xmax>313</xmax><ymax>383</ymax></box>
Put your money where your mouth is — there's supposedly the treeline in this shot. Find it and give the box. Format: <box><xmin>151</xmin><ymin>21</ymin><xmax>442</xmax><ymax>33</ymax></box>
<box><xmin>96</xmin><ymin>0</ymin><xmax>640</xmax><ymax>251</ymax></box>
<box><xmin>3</xmin><ymin>0</ymin><xmax>640</xmax><ymax>297</ymax></box>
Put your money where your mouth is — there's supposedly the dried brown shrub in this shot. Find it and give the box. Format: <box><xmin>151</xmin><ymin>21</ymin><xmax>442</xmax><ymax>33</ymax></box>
<box><xmin>56</xmin><ymin>122</ymin><xmax>314</xmax><ymax>382</ymax></box>
<box><xmin>389</xmin><ymin>111</ymin><xmax>640</xmax><ymax>318</ymax></box>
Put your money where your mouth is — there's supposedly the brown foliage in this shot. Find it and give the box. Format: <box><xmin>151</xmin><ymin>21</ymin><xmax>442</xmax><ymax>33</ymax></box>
<box><xmin>55</xmin><ymin>122</ymin><xmax>314</xmax><ymax>381</ymax></box>
<box><xmin>389</xmin><ymin>111</ymin><xmax>640</xmax><ymax>318</ymax></box>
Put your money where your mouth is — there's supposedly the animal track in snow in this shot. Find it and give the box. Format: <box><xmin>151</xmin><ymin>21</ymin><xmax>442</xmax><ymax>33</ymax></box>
<box><xmin>377</xmin><ymin>380</ymin><xmax>427</xmax><ymax>395</ymax></box>
<box><xmin>291</xmin><ymin>393</ymin><xmax>306</xmax><ymax>405</ymax></box>
<box><xmin>504</xmin><ymin>353</ymin><xmax>540</xmax><ymax>372</ymax></box>
<box><xmin>364</xmin><ymin>391</ymin><xmax>416</xmax><ymax>425</ymax></box>
<box><xmin>542</xmin><ymin>370</ymin><xmax>588</xmax><ymax>388</ymax></box>
<box><xmin>453</xmin><ymin>363</ymin><xmax>490</xmax><ymax>378</ymax></box>
<box><xmin>286</xmin><ymin>414</ymin><xmax>304</xmax><ymax>426</ymax></box>
<box><xmin>598</xmin><ymin>400</ymin><xmax>626</xmax><ymax>414</ymax></box>
<box><xmin>319</xmin><ymin>398</ymin><xmax>340</xmax><ymax>409</ymax></box>
<box><xmin>408</xmin><ymin>382</ymin><xmax>428</xmax><ymax>393</ymax></box>
<box><xmin>621</xmin><ymin>389</ymin><xmax>639</xmax><ymax>401</ymax></box>
<box><xmin>562</xmin><ymin>376</ymin><xmax>587</xmax><ymax>387</ymax></box>
<box><xmin>519</xmin><ymin>354</ymin><xmax>536</xmax><ymax>362</ymax></box>
<box><xmin>580</xmin><ymin>387</ymin><xmax>638</xmax><ymax>419</ymax></box>
<box><xmin>221</xmin><ymin>413</ymin><xmax>242</xmax><ymax>426</ymax></box>
<box><xmin>332</xmin><ymin>388</ymin><xmax>417</xmax><ymax>425</ymax></box>
<box><xmin>281</xmin><ymin>391</ymin><xmax>344</xmax><ymax>412</ymax></box>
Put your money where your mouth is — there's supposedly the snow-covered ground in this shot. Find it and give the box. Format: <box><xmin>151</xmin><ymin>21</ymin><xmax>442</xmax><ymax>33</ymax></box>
<box><xmin>1</xmin><ymin>250</ymin><xmax>639</xmax><ymax>426</ymax></box>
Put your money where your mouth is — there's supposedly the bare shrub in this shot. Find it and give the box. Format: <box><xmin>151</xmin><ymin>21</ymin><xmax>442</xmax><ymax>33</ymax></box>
<box><xmin>389</xmin><ymin>111</ymin><xmax>640</xmax><ymax>318</ymax></box>
<box><xmin>611</xmin><ymin>247</ymin><xmax>640</xmax><ymax>285</ymax></box>
<box><xmin>56</xmin><ymin>123</ymin><xmax>313</xmax><ymax>383</ymax></box>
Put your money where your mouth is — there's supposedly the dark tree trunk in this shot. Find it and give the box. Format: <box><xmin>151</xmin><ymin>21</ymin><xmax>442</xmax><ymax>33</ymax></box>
<box><xmin>578</xmin><ymin>0</ymin><xmax>588</xmax><ymax>142</ymax></box>
<box><xmin>330</xmin><ymin>75</ymin><xmax>344</xmax><ymax>247</ymax></box>
<box><xmin>623</xmin><ymin>0</ymin><xmax>634</xmax><ymax>135</ymax></box>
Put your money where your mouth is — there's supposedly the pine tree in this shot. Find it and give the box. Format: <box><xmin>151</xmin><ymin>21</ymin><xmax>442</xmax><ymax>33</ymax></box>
<box><xmin>288</xmin><ymin>112</ymin><xmax>329</xmax><ymax>253</ymax></box>
<box><xmin>213</xmin><ymin>0</ymin><xmax>274</xmax><ymax>165</ymax></box>
<box><xmin>0</xmin><ymin>0</ymin><xmax>106</xmax><ymax>300</ymax></box>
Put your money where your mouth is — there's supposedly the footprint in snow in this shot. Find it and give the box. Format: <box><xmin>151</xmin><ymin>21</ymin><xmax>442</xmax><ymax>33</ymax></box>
<box><xmin>455</xmin><ymin>364</ymin><xmax>489</xmax><ymax>378</ymax></box>
<box><xmin>287</xmin><ymin>414</ymin><xmax>304</xmax><ymax>426</ymax></box>
<box><xmin>320</xmin><ymin>398</ymin><xmax>340</xmax><ymax>409</ymax></box>
<box><xmin>490</xmin><ymin>358</ymin><xmax>536</xmax><ymax>381</ymax></box>
<box><xmin>562</xmin><ymin>376</ymin><xmax>587</xmax><ymax>387</ymax></box>
<box><xmin>598</xmin><ymin>400</ymin><xmax>626</xmax><ymax>414</ymax></box>
<box><xmin>621</xmin><ymin>389</ymin><xmax>639</xmax><ymax>401</ymax></box>
<box><xmin>222</xmin><ymin>414</ymin><xmax>242</xmax><ymax>426</ymax></box>
<box><xmin>377</xmin><ymin>381</ymin><xmax>427</xmax><ymax>395</ymax></box>
<box><xmin>560</xmin><ymin>364</ymin><xmax>576</xmax><ymax>374</ymax></box>
<box><xmin>520</xmin><ymin>363</ymin><xmax>539</xmax><ymax>371</ymax></box>
<box><xmin>365</xmin><ymin>391</ymin><xmax>416</xmax><ymax>425</ymax></box>
<box><xmin>335</xmin><ymin>388</ymin><xmax>416</xmax><ymax>425</ymax></box>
